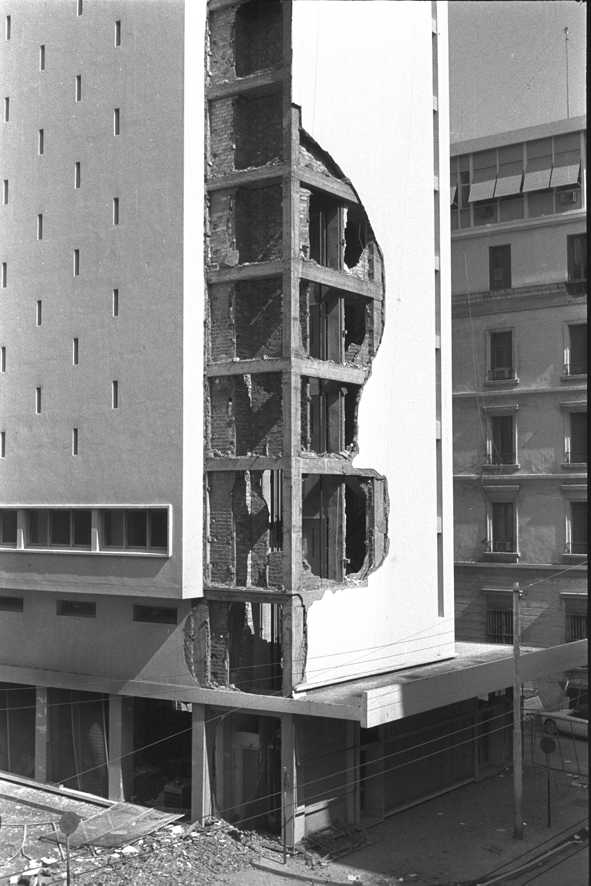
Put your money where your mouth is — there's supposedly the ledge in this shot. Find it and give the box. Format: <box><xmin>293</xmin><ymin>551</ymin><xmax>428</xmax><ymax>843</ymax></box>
<box><xmin>299</xmin><ymin>167</ymin><xmax>359</xmax><ymax>204</ymax></box>
<box><xmin>207</xmin><ymin>358</ymin><xmax>286</xmax><ymax>377</ymax></box>
<box><xmin>206</xmin><ymin>69</ymin><xmax>285</xmax><ymax>101</ymax></box>
<box><xmin>207</xmin><ymin>260</ymin><xmax>284</xmax><ymax>284</ymax></box>
<box><xmin>298</xmin><ymin>261</ymin><xmax>383</xmax><ymax>299</ymax></box>
<box><xmin>0</xmin><ymin>547</ymin><xmax>171</xmax><ymax>559</ymax></box>
<box><xmin>481</xmin><ymin>463</ymin><xmax>520</xmax><ymax>473</ymax></box>
<box><xmin>561</xmin><ymin>554</ymin><xmax>588</xmax><ymax>564</ymax></box>
<box><xmin>206</xmin><ymin>164</ymin><xmax>287</xmax><ymax>191</ymax></box>
<box><xmin>481</xmin><ymin>552</ymin><xmax>520</xmax><ymax>563</ymax></box>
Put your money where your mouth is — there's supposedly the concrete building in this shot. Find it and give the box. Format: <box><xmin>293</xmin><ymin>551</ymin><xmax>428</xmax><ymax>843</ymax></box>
<box><xmin>0</xmin><ymin>0</ymin><xmax>585</xmax><ymax>845</ymax></box>
<box><xmin>451</xmin><ymin>118</ymin><xmax>587</xmax><ymax>701</ymax></box>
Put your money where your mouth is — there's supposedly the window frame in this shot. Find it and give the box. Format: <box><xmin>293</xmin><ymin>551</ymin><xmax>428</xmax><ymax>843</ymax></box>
<box><xmin>560</xmin><ymin>400</ymin><xmax>587</xmax><ymax>468</ymax></box>
<box><xmin>486</xmin><ymin>327</ymin><xmax>518</xmax><ymax>385</ymax></box>
<box><xmin>482</xmin><ymin>484</ymin><xmax>520</xmax><ymax>562</ymax></box>
<box><xmin>567</xmin><ymin>233</ymin><xmax>587</xmax><ymax>283</ymax></box>
<box><xmin>562</xmin><ymin>322</ymin><xmax>587</xmax><ymax>378</ymax></box>
<box><xmin>489</xmin><ymin>244</ymin><xmax>512</xmax><ymax>291</ymax></box>
<box><xmin>561</xmin><ymin>484</ymin><xmax>587</xmax><ymax>561</ymax></box>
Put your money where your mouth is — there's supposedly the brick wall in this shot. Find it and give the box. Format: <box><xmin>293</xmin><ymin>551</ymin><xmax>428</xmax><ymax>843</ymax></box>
<box><xmin>235</xmin><ymin>91</ymin><xmax>283</xmax><ymax>170</ymax></box>
<box><xmin>298</xmin><ymin>140</ymin><xmax>342</xmax><ymax>180</ymax></box>
<box><xmin>209</xmin><ymin>377</ymin><xmax>235</xmax><ymax>455</ymax></box>
<box><xmin>207</xmin><ymin>7</ymin><xmax>235</xmax><ymax>83</ymax></box>
<box><xmin>208</xmin><ymin>191</ymin><xmax>238</xmax><ymax>267</ymax></box>
<box><xmin>208</xmin><ymin>373</ymin><xmax>282</xmax><ymax>457</ymax></box>
<box><xmin>209</xmin><ymin>602</ymin><xmax>230</xmax><ymax>685</ymax></box>
<box><xmin>208</xmin><ymin>97</ymin><xmax>235</xmax><ymax>177</ymax></box>
<box><xmin>235</xmin><ymin>278</ymin><xmax>282</xmax><ymax>359</ymax></box>
<box><xmin>208</xmin><ymin>283</ymin><xmax>235</xmax><ymax>362</ymax></box>
<box><xmin>299</xmin><ymin>189</ymin><xmax>311</xmax><ymax>259</ymax></box>
<box><xmin>208</xmin><ymin>472</ymin><xmax>236</xmax><ymax>585</ymax></box>
<box><xmin>235</xmin><ymin>185</ymin><xmax>283</xmax><ymax>263</ymax></box>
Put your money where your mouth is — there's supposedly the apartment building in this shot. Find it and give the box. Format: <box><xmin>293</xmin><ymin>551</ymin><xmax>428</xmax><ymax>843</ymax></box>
<box><xmin>451</xmin><ymin>118</ymin><xmax>587</xmax><ymax>702</ymax></box>
<box><xmin>0</xmin><ymin>0</ymin><xmax>585</xmax><ymax>845</ymax></box>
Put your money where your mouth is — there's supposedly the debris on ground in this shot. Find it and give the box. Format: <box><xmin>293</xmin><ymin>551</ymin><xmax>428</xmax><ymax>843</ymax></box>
<box><xmin>301</xmin><ymin>822</ymin><xmax>369</xmax><ymax>861</ymax></box>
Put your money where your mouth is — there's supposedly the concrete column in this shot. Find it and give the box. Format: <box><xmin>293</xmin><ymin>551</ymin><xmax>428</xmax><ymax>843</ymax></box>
<box><xmin>345</xmin><ymin>721</ymin><xmax>360</xmax><ymax>825</ymax></box>
<box><xmin>34</xmin><ymin>687</ymin><xmax>48</xmax><ymax>783</ymax></box>
<box><xmin>281</xmin><ymin>714</ymin><xmax>305</xmax><ymax>850</ymax></box>
<box><xmin>108</xmin><ymin>695</ymin><xmax>133</xmax><ymax>801</ymax></box>
<box><xmin>191</xmin><ymin>704</ymin><xmax>212</xmax><ymax>824</ymax></box>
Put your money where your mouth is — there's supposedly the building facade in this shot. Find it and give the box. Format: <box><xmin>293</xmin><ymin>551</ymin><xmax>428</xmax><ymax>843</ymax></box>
<box><xmin>0</xmin><ymin>0</ymin><xmax>585</xmax><ymax>846</ymax></box>
<box><xmin>451</xmin><ymin>118</ymin><xmax>587</xmax><ymax>701</ymax></box>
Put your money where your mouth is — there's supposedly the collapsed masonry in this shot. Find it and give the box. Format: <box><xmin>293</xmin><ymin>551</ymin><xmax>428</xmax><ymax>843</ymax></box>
<box><xmin>200</xmin><ymin>0</ymin><xmax>388</xmax><ymax>695</ymax></box>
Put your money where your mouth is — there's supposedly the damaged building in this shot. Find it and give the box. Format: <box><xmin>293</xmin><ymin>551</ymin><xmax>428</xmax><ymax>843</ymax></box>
<box><xmin>0</xmin><ymin>0</ymin><xmax>585</xmax><ymax>849</ymax></box>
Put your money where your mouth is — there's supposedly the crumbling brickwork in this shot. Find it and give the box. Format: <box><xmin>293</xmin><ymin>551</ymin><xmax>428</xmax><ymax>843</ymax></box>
<box><xmin>235</xmin><ymin>185</ymin><xmax>283</xmax><ymax>263</ymax></box>
<box><xmin>209</xmin><ymin>373</ymin><xmax>282</xmax><ymax>457</ymax></box>
<box><xmin>209</xmin><ymin>602</ymin><xmax>230</xmax><ymax>685</ymax></box>
<box><xmin>208</xmin><ymin>472</ymin><xmax>236</xmax><ymax>585</ymax></box>
<box><xmin>208</xmin><ymin>98</ymin><xmax>236</xmax><ymax>177</ymax></box>
<box><xmin>234</xmin><ymin>0</ymin><xmax>283</xmax><ymax>77</ymax></box>
<box><xmin>207</xmin><ymin>7</ymin><xmax>235</xmax><ymax>83</ymax></box>
<box><xmin>208</xmin><ymin>282</ymin><xmax>235</xmax><ymax>362</ymax></box>
<box><xmin>235</xmin><ymin>278</ymin><xmax>282</xmax><ymax>359</ymax></box>
<box><xmin>208</xmin><ymin>191</ymin><xmax>238</xmax><ymax>267</ymax></box>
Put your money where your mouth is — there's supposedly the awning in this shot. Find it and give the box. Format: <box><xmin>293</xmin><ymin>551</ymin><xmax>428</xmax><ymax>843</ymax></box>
<box><xmin>550</xmin><ymin>163</ymin><xmax>580</xmax><ymax>188</ymax></box>
<box><xmin>450</xmin><ymin>184</ymin><xmax>457</xmax><ymax>205</ymax></box>
<box><xmin>522</xmin><ymin>168</ymin><xmax>551</xmax><ymax>192</ymax></box>
<box><xmin>468</xmin><ymin>179</ymin><xmax>496</xmax><ymax>202</ymax></box>
<box><xmin>494</xmin><ymin>173</ymin><xmax>523</xmax><ymax>197</ymax></box>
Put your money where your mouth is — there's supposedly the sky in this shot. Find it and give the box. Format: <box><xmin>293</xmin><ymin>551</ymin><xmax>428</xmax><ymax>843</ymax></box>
<box><xmin>449</xmin><ymin>0</ymin><xmax>586</xmax><ymax>142</ymax></box>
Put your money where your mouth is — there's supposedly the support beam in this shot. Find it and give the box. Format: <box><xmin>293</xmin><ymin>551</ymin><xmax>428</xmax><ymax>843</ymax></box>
<box><xmin>191</xmin><ymin>704</ymin><xmax>212</xmax><ymax>824</ymax></box>
<box><xmin>108</xmin><ymin>695</ymin><xmax>133</xmax><ymax>802</ymax></box>
<box><xmin>345</xmin><ymin>720</ymin><xmax>360</xmax><ymax>825</ymax></box>
<box><xmin>281</xmin><ymin>714</ymin><xmax>305</xmax><ymax>850</ymax></box>
<box><xmin>34</xmin><ymin>687</ymin><xmax>48</xmax><ymax>783</ymax></box>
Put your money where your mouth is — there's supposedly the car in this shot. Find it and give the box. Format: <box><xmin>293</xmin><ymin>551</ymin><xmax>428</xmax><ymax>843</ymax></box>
<box><xmin>541</xmin><ymin>706</ymin><xmax>588</xmax><ymax>740</ymax></box>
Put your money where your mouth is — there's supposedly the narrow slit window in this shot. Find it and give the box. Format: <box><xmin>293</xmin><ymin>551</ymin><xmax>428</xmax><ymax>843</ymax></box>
<box><xmin>76</xmin><ymin>0</ymin><xmax>83</xmax><ymax>15</ymax></box>
<box><xmin>2</xmin><ymin>179</ymin><xmax>7</xmax><ymax>204</ymax></box>
<box><xmin>36</xmin><ymin>300</ymin><xmax>42</xmax><ymax>326</ymax></box>
<box><xmin>114</xmin><ymin>20</ymin><xmax>121</xmax><ymax>46</ymax></box>
<box><xmin>57</xmin><ymin>600</ymin><xmax>96</xmax><ymax>618</ymax></box>
<box><xmin>35</xmin><ymin>386</ymin><xmax>42</xmax><ymax>414</ymax></box>
<box><xmin>0</xmin><ymin>596</ymin><xmax>22</xmax><ymax>611</ymax></box>
<box><xmin>37</xmin><ymin>213</ymin><xmax>43</xmax><ymax>240</ymax></box>
<box><xmin>1</xmin><ymin>262</ymin><xmax>6</xmax><ymax>287</ymax></box>
<box><xmin>72</xmin><ymin>337</ymin><xmax>79</xmax><ymax>365</ymax></box>
<box><xmin>113</xmin><ymin>107</ymin><xmax>120</xmax><ymax>135</ymax></box>
<box><xmin>74</xmin><ymin>161</ymin><xmax>80</xmax><ymax>188</ymax></box>
<box><xmin>39</xmin><ymin>44</ymin><xmax>45</xmax><ymax>70</ymax></box>
<box><xmin>133</xmin><ymin>605</ymin><xmax>177</xmax><ymax>625</ymax></box>
<box><xmin>0</xmin><ymin>346</ymin><xmax>5</xmax><ymax>372</ymax></box>
<box><xmin>112</xmin><ymin>288</ymin><xmax>119</xmax><ymax>317</ymax></box>
<box><xmin>75</xmin><ymin>74</ymin><xmax>81</xmax><ymax>102</ymax></box>
<box><xmin>113</xmin><ymin>197</ymin><xmax>119</xmax><ymax>225</ymax></box>
<box><xmin>72</xmin><ymin>427</ymin><xmax>78</xmax><ymax>455</ymax></box>
<box><xmin>4</xmin><ymin>97</ymin><xmax>9</xmax><ymax>122</ymax></box>
<box><xmin>73</xmin><ymin>248</ymin><xmax>79</xmax><ymax>276</ymax></box>
<box><xmin>112</xmin><ymin>380</ymin><xmax>119</xmax><ymax>409</ymax></box>
<box><xmin>0</xmin><ymin>431</ymin><xmax>4</xmax><ymax>458</ymax></box>
<box><xmin>38</xmin><ymin>128</ymin><xmax>44</xmax><ymax>155</ymax></box>
<box><xmin>5</xmin><ymin>15</ymin><xmax>11</xmax><ymax>40</ymax></box>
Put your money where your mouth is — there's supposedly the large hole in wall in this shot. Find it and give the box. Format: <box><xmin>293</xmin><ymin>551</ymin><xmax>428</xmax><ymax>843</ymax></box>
<box><xmin>300</xmin><ymin>283</ymin><xmax>371</xmax><ymax>367</ymax></box>
<box><xmin>228</xmin><ymin>601</ymin><xmax>283</xmax><ymax>692</ymax></box>
<box><xmin>308</xmin><ymin>193</ymin><xmax>342</xmax><ymax>269</ymax></box>
<box><xmin>343</xmin><ymin>204</ymin><xmax>370</xmax><ymax>269</ymax></box>
<box><xmin>234</xmin><ymin>0</ymin><xmax>283</xmax><ymax>78</ymax></box>
<box><xmin>234</xmin><ymin>90</ymin><xmax>283</xmax><ymax>170</ymax></box>
<box><xmin>345</xmin><ymin>480</ymin><xmax>368</xmax><ymax>575</ymax></box>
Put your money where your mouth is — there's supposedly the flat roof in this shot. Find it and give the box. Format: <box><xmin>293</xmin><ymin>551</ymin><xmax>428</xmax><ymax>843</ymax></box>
<box><xmin>451</xmin><ymin>116</ymin><xmax>586</xmax><ymax>157</ymax></box>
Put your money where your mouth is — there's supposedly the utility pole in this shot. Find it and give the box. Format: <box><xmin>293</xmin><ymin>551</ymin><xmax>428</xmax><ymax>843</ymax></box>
<box><xmin>512</xmin><ymin>581</ymin><xmax>526</xmax><ymax>840</ymax></box>
<box><xmin>564</xmin><ymin>27</ymin><xmax>570</xmax><ymax>119</ymax></box>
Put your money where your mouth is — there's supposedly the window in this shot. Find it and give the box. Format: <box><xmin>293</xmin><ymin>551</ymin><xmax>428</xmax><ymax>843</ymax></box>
<box><xmin>74</xmin><ymin>161</ymin><xmax>80</xmax><ymax>188</ymax></box>
<box><xmin>0</xmin><ymin>509</ymin><xmax>17</xmax><ymax>546</ymax></box>
<box><xmin>25</xmin><ymin>509</ymin><xmax>91</xmax><ymax>548</ymax></box>
<box><xmin>112</xmin><ymin>288</ymin><xmax>119</xmax><ymax>317</ymax></box>
<box><xmin>1</xmin><ymin>261</ymin><xmax>5</xmax><ymax>287</ymax></box>
<box><xmin>0</xmin><ymin>431</ymin><xmax>5</xmax><ymax>458</ymax></box>
<box><xmin>487</xmin><ymin>605</ymin><xmax>513</xmax><ymax>644</ymax></box>
<box><xmin>111</xmin><ymin>380</ymin><xmax>118</xmax><ymax>408</ymax></box>
<box><xmin>4</xmin><ymin>97</ymin><xmax>9</xmax><ymax>122</ymax></box>
<box><xmin>37</xmin><ymin>213</ymin><xmax>43</xmax><ymax>240</ymax></box>
<box><xmin>491</xmin><ymin>502</ymin><xmax>515</xmax><ymax>553</ymax></box>
<box><xmin>114</xmin><ymin>20</ymin><xmax>121</xmax><ymax>46</ymax></box>
<box><xmin>35</xmin><ymin>387</ymin><xmax>42</xmax><ymax>414</ymax></box>
<box><xmin>308</xmin><ymin>194</ymin><xmax>343</xmax><ymax>269</ymax></box>
<box><xmin>569</xmin><ymin>502</ymin><xmax>587</xmax><ymax>555</ymax></box>
<box><xmin>133</xmin><ymin>605</ymin><xmax>177</xmax><ymax>625</ymax></box>
<box><xmin>73</xmin><ymin>248</ymin><xmax>79</xmax><ymax>276</ymax></box>
<box><xmin>0</xmin><ymin>596</ymin><xmax>23</xmax><ymax>612</ymax></box>
<box><xmin>567</xmin><ymin>234</ymin><xmax>587</xmax><ymax>282</ymax></box>
<box><xmin>39</xmin><ymin>44</ymin><xmax>45</xmax><ymax>70</ymax></box>
<box><xmin>57</xmin><ymin>600</ymin><xmax>96</xmax><ymax>618</ymax></box>
<box><xmin>568</xmin><ymin>412</ymin><xmax>587</xmax><ymax>464</ymax></box>
<box><xmin>72</xmin><ymin>427</ymin><xmax>78</xmax><ymax>456</ymax></box>
<box><xmin>1</xmin><ymin>346</ymin><xmax>5</xmax><ymax>372</ymax></box>
<box><xmin>565</xmin><ymin>608</ymin><xmax>587</xmax><ymax>642</ymax></box>
<box><xmin>38</xmin><ymin>128</ymin><xmax>44</xmax><ymax>155</ymax></box>
<box><xmin>76</xmin><ymin>0</ymin><xmax>83</xmax><ymax>15</ymax></box>
<box><xmin>488</xmin><ymin>330</ymin><xmax>514</xmax><ymax>381</ymax></box>
<box><xmin>102</xmin><ymin>508</ymin><xmax>168</xmax><ymax>551</ymax></box>
<box><xmin>262</xmin><ymin>469</ymin><xmax>283</xmax><ymax>551</ymax></box>
<box><xmin>36</xmin><ymin>300</ymin><xmax>42</xmax><ymax>326</ymax></box>
<box><xmin>75</xmin><ymin>74</ymin><xmax>81</xmax><ymax>102</ymax></box>
<box><xmin>489</xmin><ymin>244</ymin><xmax>511</xmax><ymax>290</ymax></box>
<box><xmin>113</xmin><ymin>107</ymin><xmax>120</xmax><ymax>135</ymax></box>
<box><xmin>113</xmin><ymin>197</ymin><xmax>119</xmax><ymax>225</ymax></box>
<box><xmin>565</xmin><ymin>324</ymin><xmax>587</xmax><ymax>376</ymax></box>
<box><xmin>5</xmin><ymin>15</ymin><xmax>10</xmax><ymax>39</ymax></box>
<box><xmin>72</xmin><ymin>337</ymin><xmax>79</xmax><ymax>365</ymax></box>
<box><xmin>489</xmin><ymin>414</ymin><xmax>515</xmax><ymax>465</ymax></box>
<box><xmin>2</xmin><ymin>179</ymin><xmax>7</xmax><ymax>204</ymax></box>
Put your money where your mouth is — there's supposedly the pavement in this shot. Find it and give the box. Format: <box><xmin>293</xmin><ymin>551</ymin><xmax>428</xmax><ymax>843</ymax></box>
<box><xmin>221</xmin><ymin>761</ymin><xmax>588</xmax><ymax>886</ymax></box>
